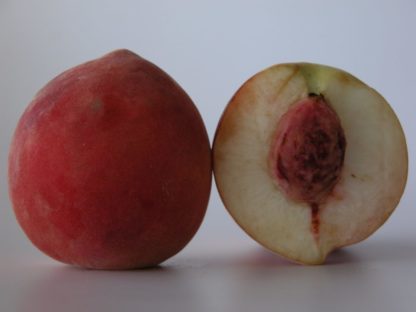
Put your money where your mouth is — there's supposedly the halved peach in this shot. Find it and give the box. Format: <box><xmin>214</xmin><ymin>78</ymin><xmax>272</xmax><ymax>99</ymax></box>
<box><xmin>213</xmin><ymin>63</ymin><xmax>408</xmax><ymax>264</ymax></box>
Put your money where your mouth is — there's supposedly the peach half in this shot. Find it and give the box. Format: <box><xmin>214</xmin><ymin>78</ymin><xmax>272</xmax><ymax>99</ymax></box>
<box><xmin>213</xmin><ymin>63</ymin><xmax>408</xmax><ymax>264</ymax></box>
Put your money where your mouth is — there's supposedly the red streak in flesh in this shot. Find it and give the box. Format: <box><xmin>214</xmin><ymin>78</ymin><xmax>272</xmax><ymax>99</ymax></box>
<box><xmin>310</xmin><ymin>203</ymin><xmax>320</xmax><ymax>240</ymax></box>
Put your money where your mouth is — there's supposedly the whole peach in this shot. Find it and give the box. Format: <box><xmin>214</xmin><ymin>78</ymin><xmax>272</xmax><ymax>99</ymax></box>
<box><xmin>8</xmin><ymin>49</ymin><xmax>211</xmax><ymax>269</ymax></box>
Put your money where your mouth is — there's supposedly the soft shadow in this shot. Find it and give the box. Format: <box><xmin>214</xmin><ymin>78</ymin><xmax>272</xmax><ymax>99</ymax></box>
<box><xmin>169</xmin><ymin>237</ymin><xmax>416</xmax><ymax>271</ymax></box>
<box><xmin>351</xmin><ymin>238</ymin><xmax>416</xmax><ymax>263</ymax></box>
<box><xmin>174</xmin><ymin>246</ymin><xmax>359</xmax><ymax>270</ymax></box>
<box><xmin>14</xmin><ymin>238</ymin><xmax>416</xmax><ymax>311</ymax></box>
<box><xmin>323</xmin><ymin>237</ymin><xmax>416</xmax><ymax>265</ymax></box>
<box><xmin>232</xmin><ymin>247</ymin><xmax>297</xmax><ymax>267</ymax></box>
<box><xmin>234</xmin><ymin>238</ymin><xmax>416</xmax><ymax>268</ymax></box>
<box><xmin>165</xmin><ymin>247</ymin><xmax>298</xmax><ymax>270</ymax></box>
<box><xmin>243</xmin><ymin>247</ymin><xmax>361</xmax><ymax>267</ymax></box>
<box><xmin>69</xmin><ymin>262</ymin><xmax>167</xmax><ymax>272</ymax></box>
<box><xmin>325</xmin><ymin>248</ymin><xmax>361</xmax><ymax>265</ymax></box>
<box><xmin>15</xmin><ymin>262</ymin><xmax>203</xmax><ymax>312</ymax></box>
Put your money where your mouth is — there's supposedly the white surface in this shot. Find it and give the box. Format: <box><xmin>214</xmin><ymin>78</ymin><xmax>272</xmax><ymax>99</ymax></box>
<box><xmin>0</xmin><ymin>1</ymin><xmax>415</xmax><ymax>311</ymax></box>
<box><xmin>2</xmin><ymin>236</ymin><xmax>416</xmax><ymax>312</ymax></box>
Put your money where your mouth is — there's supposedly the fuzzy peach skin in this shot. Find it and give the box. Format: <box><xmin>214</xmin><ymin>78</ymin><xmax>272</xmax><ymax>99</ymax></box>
<box><xmin>8</xmin><ymin>49</ymin><xmax>212</xmax><ymax>269</ymax></box>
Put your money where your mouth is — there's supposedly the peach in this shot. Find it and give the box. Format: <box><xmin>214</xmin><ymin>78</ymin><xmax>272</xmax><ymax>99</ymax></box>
<box><xmin>8</xmin><ymin>49</ymin><xmax>212</xmax><ymax>269</ymax></box>
<box><xmin>213</xmin><ymin>63</ymin><xmax>408</xmax><ymax>264</ymax></box>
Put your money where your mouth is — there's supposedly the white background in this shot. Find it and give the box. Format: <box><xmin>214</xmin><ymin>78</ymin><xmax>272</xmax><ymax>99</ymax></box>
<box><xmin>0</xmin><ymin>1</ymin><xmax>415</xmax><ymax>311</ymax></box>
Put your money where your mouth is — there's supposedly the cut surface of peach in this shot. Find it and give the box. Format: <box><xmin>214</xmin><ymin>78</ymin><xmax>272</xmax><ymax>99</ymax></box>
<box><xmin>213</xmin><ymin>63</ymin><xmax>408</xmax><ymax>264</ymax></box>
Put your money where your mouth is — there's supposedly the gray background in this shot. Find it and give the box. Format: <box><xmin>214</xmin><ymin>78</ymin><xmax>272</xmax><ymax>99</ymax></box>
<box><xmin>1</xmin><ymin>1</ymin><xmax>415</xmax><ymax>311</ymax></box>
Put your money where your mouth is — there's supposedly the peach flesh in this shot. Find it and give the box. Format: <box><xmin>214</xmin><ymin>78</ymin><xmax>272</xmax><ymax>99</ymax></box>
<box><xmin>271</xmin><ymin>94</ymin><xmax>346</xmax><ymax>238</ymax></box>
